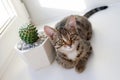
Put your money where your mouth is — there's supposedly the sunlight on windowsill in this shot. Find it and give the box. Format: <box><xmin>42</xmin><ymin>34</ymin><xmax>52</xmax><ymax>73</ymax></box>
<box><xmin>39</xmin><ymin>0</ymin><xmax>87</xmax><ymax>12</ymax></box>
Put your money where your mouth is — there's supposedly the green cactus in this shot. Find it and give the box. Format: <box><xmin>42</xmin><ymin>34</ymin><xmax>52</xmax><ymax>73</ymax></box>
<box><xmin>19</xmin><ymin>24</ymin><xmax>39</xmax><ymax>44</ymax></box>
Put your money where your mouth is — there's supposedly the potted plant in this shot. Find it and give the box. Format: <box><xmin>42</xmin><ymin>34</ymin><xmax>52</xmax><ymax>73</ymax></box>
<box><xmin>15</xmin><ymin>24</ymin><xmax>56</xmax><ymax>70</ymax></box>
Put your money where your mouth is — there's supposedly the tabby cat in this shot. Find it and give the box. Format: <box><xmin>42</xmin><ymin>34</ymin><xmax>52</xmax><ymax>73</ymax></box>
<box><xmin>44</xmin><ymin>6</ymin><xmax>108</xmax><ymax>73</ymax></box>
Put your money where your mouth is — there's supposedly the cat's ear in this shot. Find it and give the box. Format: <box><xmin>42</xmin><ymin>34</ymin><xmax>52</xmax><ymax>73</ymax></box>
<box><xmin>44</xmin><ymin>26</ymin><xmax>57</xmax><ymax>40</ymax></box>
<box><xmin>66</xmin><ymin>15</ymin><xmax>76</xmax><ymax>30</ymax></box>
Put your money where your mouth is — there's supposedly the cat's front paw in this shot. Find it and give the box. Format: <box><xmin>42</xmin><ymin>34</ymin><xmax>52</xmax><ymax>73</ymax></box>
<box><xmin>75</xmin><ymin>60</ymin><xmax>86</xmax><ymax>73</ymax></box>
<box><xmin>56</xmin><ymin>56</ymin><xmax>75</xmax><ymax>69</ymax></box>
<box><xmin>75</xmin><ymin>64</ymin><xmax>85</xmax><ymax>73</ymax></box>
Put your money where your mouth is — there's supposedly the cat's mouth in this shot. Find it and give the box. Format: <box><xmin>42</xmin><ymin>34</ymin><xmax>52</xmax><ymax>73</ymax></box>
<box><xmin>65</xmin><ymin>46</ymin><xmax>72</xmax><ymax>49</ymax></box>
<box><xmin>63</xmin><ymin>41</ymin><xmax>79</xmax><ymax>51</ymax></box>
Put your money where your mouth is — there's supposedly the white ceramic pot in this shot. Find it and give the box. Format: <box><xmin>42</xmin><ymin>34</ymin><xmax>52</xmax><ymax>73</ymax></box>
<box><xmin>15</xmin><ymin>38</ymin><xmax>56</xmax><ymax>70</ymax></box>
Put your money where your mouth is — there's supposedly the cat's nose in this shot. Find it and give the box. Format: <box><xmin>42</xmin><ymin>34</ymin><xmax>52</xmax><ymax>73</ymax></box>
<box><xmin>66</xmin><ymin>41</ymin><xmax>72</xmax><ymax>47</ymax></box>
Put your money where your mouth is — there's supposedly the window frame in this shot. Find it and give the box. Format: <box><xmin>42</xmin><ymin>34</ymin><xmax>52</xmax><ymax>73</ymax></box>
<box><xmin>0</xmin><ymin>0</ymin><xmax>16</xmax><ymax>34</ymax></box>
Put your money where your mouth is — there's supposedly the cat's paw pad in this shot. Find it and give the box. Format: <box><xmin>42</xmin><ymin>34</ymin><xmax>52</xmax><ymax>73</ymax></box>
<box><xmin>75</xmin><ymin>64</ymin><xmax>85</xmax><ymax>73</ymax></box>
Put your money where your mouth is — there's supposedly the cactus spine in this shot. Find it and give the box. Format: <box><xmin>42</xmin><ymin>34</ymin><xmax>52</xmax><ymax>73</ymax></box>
<box><xmin>19</xmin><ymin>24</ymin><xmax>39</xmax><ymax>44</ymax></box>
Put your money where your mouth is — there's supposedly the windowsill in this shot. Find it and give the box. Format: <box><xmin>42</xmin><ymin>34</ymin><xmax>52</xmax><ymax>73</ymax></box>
<box><xmin>2</xmin><ymin>2</ymin><xmax>120</xmax><ymax>80</ymax></box>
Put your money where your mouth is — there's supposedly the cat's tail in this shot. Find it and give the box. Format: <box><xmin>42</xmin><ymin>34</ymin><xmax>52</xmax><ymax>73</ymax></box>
<box><xmin>84</xmin><ymin>6</ymin><xmax>108</xmax><ymax>18</ymax></box>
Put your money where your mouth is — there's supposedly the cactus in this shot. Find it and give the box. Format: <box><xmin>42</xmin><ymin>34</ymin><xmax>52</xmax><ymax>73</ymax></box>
<box><xmin>19</xmin><ymin>24</ymin><xmax>39</xmax><ymax>44</ymax></box>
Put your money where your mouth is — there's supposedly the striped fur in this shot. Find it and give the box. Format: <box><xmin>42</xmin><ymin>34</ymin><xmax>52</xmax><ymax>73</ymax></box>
<box><xmin>84</xmin><ymin>6</ymin><xmax>108</xmax><ymax>18</ymax></box>
<box><xmin>44</xmin><ymin>6</ymin><xmax>108</xmax><ymax>73</ymax></box>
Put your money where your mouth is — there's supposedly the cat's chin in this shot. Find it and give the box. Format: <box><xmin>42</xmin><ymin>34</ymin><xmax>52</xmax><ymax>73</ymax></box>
<box><xmin>66</xmin><ymin>45</ymin><xmax>76</xmax><ymax>50</ymax></box>
<box><xmin>64</xmin><ymin>46</ymin><xmax>74</xmax><ymax>51</ymax></box>
<box><xmin>59</xmin><ymin>44</ymin><xmax>77</xmax><ymax>52</ymax></box>
<box><xmin>58</xmin><ymin>46</ymin><xmax>73</xmax><ymax>52</ymax></box>
<box><xmin>58</xmin><ymin>41</ymin><xmax>79</xmax><ymax>53</ymax></box>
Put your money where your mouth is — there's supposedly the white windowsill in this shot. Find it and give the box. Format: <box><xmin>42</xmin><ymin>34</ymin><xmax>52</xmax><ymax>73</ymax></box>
<box><xmin>1</xmin><ymin>2</ymin><xmax>120</xmax><ymax>80</ymax></box>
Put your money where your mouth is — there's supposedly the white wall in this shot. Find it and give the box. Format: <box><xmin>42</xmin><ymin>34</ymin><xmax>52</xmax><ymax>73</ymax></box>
<box><xmin>23</xmin><ymin>0</ymin><xmax>80</xmax><ymax>26</ymax></box>
<box><xmin>23</xmin><ymin>0</ymin><xmax>120</xmax><ymax>26</ymax></box>
<box><xmin>84</xmin><ymin>0</ymin><xmax>120</xmax><ymax>7</ymax></box>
